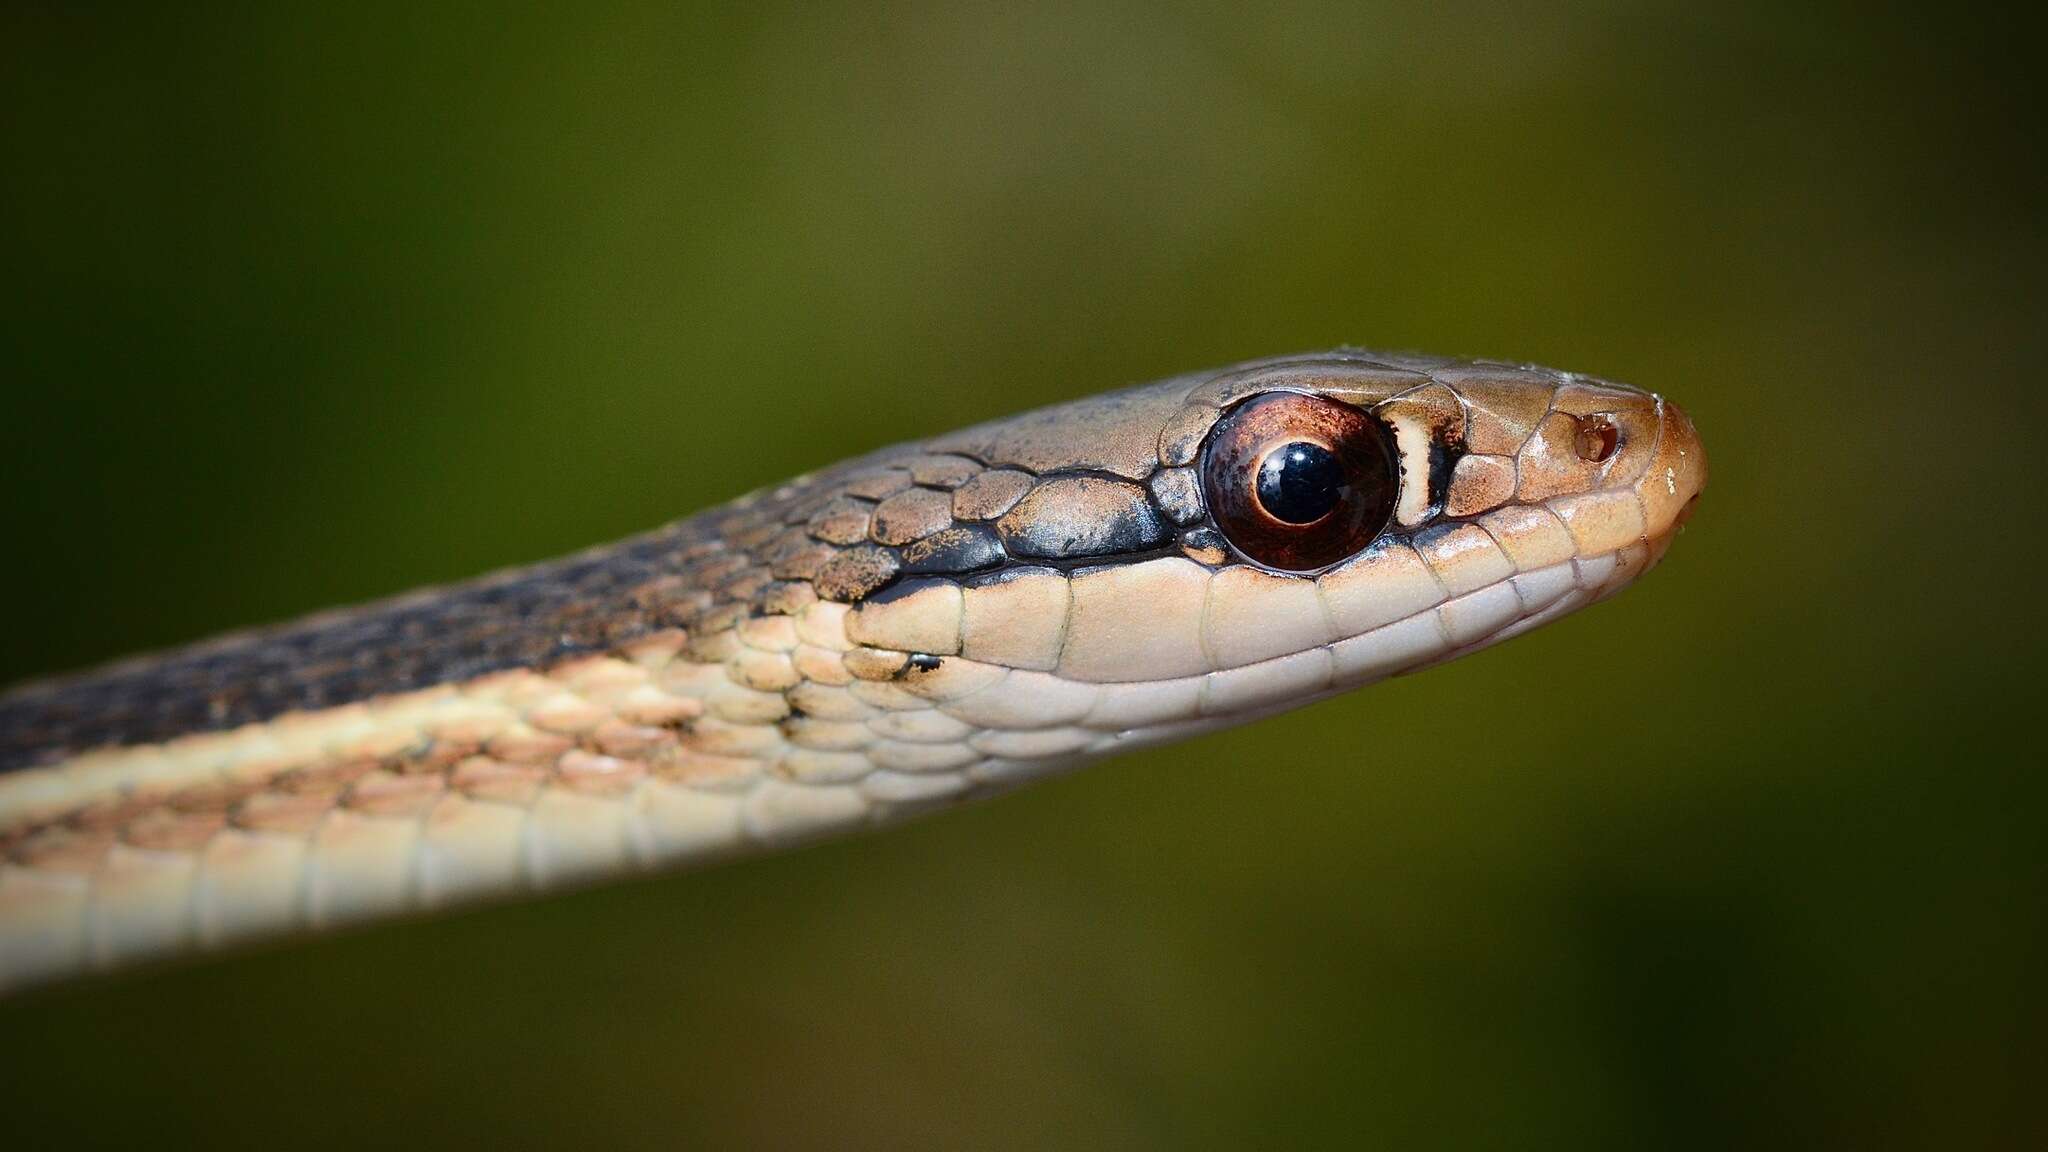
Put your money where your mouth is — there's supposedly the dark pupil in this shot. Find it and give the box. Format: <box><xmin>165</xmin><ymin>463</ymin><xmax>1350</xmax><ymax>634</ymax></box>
<box><xmin>1255</xmin><ymin>441</ymin><xmax>1344</xmax><ymax>525</ymax></box>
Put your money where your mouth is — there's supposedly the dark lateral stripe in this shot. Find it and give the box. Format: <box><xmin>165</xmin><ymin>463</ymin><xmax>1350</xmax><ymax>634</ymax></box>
<box><xmin>0</xmin><ymin>519</ymin><xmax>723</xmax><ymax>773</ymax></box>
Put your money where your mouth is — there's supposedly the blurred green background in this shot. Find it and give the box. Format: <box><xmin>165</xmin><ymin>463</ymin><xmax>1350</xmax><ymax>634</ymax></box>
<box><xmin>1</xmin><ymin>3</ymin><xmax>2040</xmax><ymax>1148</ymax></box>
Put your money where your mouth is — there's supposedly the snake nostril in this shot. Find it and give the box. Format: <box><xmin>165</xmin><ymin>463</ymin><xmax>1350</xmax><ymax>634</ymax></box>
<box><xmin>1574</xmin><ymin>415</ymin><xmax>1619</xmax><ymax>463</ymax></box>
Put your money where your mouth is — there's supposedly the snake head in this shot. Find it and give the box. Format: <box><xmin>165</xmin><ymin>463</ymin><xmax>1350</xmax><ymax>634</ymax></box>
<box><xmin>807</xmin><ymin>350</ymin><xmax>1705</xmax><ymax>741</ymax></box>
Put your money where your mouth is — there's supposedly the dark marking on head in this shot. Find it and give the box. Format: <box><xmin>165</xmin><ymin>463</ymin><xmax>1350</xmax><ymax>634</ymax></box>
<box><xmin>861</xmin><ymin>576</ymin><xmax>949</xmax><ymax>608</ymax></box>
<box><xmin>1426</xmin><ymin>437</ymin><xmax>1461</xmax><ymax>520</ymax></box>
<box><xmin>1146</xmin><ymin>466</ymin><xmax>1205</xmax><ymax>526</ymax></box>
<box><xmin>1180</xmin><ymin>527</ymin><xmax>1230</xmax><ymax>566</ymax></box>
<box><xmin>996</xmin><ymin>476</ymin><xmax>1169</xmax><ymax>561</ymax></box>
<box><xmin>900</xmin><ymin>525</ymin><xmax>1006</xmax><ymax>575</ymax></box>
<box><xmin>961</xmin><ymin>564</ymin><xmax>1060</xmax><ymax>590</ymax></box>
<box><xmin>813</xmin><ymin>544</ymin><xmax>901</xmax><ymax>602</ymax></box>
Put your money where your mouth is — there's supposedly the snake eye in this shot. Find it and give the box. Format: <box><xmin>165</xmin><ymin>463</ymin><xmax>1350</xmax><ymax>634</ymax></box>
<box><xmin>1202</xmin><ymin>392</ymin><xmax>1398</xmax><ymax>571</ymax></box>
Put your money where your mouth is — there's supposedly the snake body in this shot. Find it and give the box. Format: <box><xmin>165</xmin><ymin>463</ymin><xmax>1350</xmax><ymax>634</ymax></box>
<box><xmin>0</xmin><ymin>351</ymin><xmax>1705</xmax><ymax>993</ymax></box>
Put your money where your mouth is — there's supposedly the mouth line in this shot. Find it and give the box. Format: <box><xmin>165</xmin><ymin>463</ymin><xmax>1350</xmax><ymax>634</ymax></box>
<box><xmin>1668</xmin><ymin>493</ymin><xmax>1702</xmax><ymax>534</ymax></box>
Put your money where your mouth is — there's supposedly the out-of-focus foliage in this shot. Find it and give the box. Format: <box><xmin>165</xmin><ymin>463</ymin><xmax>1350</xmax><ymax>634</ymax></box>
<box><xmin>1</xmin><ymin>3</ymin><xmax>2038</xmax><ymax>1148</ymax></box>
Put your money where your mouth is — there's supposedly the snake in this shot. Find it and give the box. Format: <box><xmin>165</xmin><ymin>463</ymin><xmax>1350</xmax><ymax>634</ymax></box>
<box><xmin>0</xmin><ymin>350</ymin><xmax>1705</xmax><ymax>994</ymax></box>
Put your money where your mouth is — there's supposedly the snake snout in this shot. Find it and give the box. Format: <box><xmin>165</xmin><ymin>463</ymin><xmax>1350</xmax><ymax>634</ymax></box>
<box><xmin>1639</xmin><ymin>397</ymin><xmax>1707</xmax><ymax>542</ymax></box>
